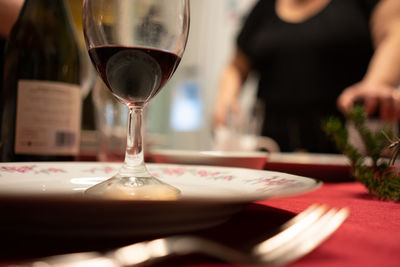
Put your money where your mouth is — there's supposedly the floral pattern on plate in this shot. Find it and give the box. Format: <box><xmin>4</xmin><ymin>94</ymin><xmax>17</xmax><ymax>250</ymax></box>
<box><xmin>0</xmin><ymin>162</ymin><xmax>320</xmax><ymax>200</ymax></box>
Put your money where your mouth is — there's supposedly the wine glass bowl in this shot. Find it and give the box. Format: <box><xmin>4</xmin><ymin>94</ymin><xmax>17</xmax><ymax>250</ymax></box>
<box><xmin>83</xmin><ymin>0</ymin><xmax>190</xmax><ymax>199</ymax></box>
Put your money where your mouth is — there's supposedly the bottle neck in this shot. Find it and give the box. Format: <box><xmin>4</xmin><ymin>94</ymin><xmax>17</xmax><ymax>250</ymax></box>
<box><xmin>23</xmin><ymin>0</ymin><xmax>67</xmax><ymax>9</ymax></box>
<box><xmin>19</xmin><ymin>0</ymin><xmax>69</xmax><ymax>22</ymax></box>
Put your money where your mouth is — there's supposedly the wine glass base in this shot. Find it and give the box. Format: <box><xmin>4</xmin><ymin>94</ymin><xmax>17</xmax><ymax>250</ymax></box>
<box><xmin>85</xmin><ymin>174</ymin><xmax>181</xmax><ymax>200</ymax></box>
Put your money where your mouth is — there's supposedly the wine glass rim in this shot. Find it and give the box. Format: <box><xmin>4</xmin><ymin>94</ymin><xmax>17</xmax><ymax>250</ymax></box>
<box><xmin>88</xmin><ymin>44</ymin><xmax>183</xmax><ymax>57</ymax></box>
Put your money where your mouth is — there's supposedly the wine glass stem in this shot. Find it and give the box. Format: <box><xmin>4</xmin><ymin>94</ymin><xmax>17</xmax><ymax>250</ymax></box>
<box><xmin>119</xmin><ymin>105</ymin><xmax>149</xmax><ymax>177</ymax></box>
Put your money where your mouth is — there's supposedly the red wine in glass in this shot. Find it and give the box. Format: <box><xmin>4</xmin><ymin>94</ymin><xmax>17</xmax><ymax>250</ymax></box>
<box><xmin>89</xmin><ymin>45</ymin><xmax>181</xmax><ymax>105</ymax></box>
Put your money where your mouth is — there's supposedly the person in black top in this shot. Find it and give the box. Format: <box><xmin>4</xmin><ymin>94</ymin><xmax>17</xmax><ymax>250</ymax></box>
<box><xmin>214</xmin><ymin>0</ymin><xmax>400</xmax><ymax>153</ymax></box>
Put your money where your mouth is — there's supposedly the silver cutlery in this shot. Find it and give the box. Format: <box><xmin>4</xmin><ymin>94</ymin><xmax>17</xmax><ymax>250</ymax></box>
<box><xmin>24</xmin><ymin>204</ymin><xmax>349</xmax><ymax>267</ymax></box>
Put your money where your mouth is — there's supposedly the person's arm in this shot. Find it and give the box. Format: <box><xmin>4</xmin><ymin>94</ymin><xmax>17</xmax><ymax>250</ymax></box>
<box><xmin>213</xmin><ymin>49</ymin><xmax>251</xmax><ymax>126</ymax></box>
<box><xmin>0</xmin><ymin>0</ymin><xmax>24</xmax><ymax>38</ymax></box>
<box><xmin>337</xmin><ymin>0</ymin><xmax>400</xmax><ymax>121</ymax></box>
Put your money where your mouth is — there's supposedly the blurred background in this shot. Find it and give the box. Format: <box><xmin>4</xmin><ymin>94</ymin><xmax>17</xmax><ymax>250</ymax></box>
<box><xmin>145</xmin><ymin>0</ymin><xmax>258</xmax><ymax>150</ymax></box>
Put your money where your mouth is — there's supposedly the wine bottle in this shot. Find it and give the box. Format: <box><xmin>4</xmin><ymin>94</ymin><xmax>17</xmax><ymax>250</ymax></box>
<box><xmin>0</xmin><ymin>0</ymin><xmax>82</xmax><ymax>162</ymax></box>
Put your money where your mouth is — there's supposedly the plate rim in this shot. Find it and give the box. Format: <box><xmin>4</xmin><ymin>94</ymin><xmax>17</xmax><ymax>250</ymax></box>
<box><xmin>0</xmin><ymin>161</ymin><xmax>322</xmax><ymax>204</ymax></box>
<box><xmin>148</xmin><ymin>149</ymin><xmax>269</xmax><ymax>158</ymax></box>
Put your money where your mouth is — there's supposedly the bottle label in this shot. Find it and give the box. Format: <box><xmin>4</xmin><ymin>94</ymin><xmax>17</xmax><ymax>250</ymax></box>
<box><xmin>15</xmin><ymin>80</ymin><xmax>82</xmax><ymax>156</ymax></box>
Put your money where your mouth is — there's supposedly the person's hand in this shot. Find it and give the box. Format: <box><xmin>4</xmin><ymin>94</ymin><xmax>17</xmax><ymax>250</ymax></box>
<box><xmin>213</xmin><ymin>97</ymin><xmax>240</xmax><ymax>127</ymax></box>
<box><xmin>337</xmin><ymin>81</ymin><xmax>400</xmax><ymax>121</ymax></box>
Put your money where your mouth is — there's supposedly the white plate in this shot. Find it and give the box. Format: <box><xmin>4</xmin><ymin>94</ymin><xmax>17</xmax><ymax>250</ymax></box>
<box><xmin>0</xmin><ymin>162</ymin><xmax>320</xmax><ymax>238</ymax></box>
<box><xmin>264</xmin><ymin>153</ymin><xmax>352</xmax><ymax>181</ymax></box>
<box><xmin>149</xmin><ymin>149</ymin><xmax>268</xmax><ymax>169</ymax></box>
<box><xmin>267</xmin><ymin>153</ymin><xmax>350</xmax><ymax>165</ymax></box>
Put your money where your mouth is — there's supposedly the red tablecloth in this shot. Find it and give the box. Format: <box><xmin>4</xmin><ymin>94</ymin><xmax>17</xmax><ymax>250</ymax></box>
<box><xmin>256</xmin><ymin>182</ymin><xmax>400</xmax><ymax>267</ymax></box>
<box><xmin>188</xmin><ymin>182</ymin><xmax>400</xmax><ymax>267</ymax></box>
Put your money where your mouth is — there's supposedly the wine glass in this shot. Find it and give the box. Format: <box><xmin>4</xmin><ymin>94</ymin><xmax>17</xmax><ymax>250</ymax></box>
<box><xmin>83</xmin><ymin>0</ymin><xmax>190</xmax><ymax>199</ymax></box>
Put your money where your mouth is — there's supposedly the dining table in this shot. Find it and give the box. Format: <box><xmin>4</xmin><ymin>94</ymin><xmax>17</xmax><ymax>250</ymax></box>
<box><xmin>0</xmin><ymin>153</ymin><xmax>399</xmax><ymax>267</ymax></box>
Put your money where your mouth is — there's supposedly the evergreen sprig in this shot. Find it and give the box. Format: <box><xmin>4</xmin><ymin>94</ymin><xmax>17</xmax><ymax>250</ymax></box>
<box><xmin>323</xmin><ymin>106</ymin><xmax>400</xmax><ymax>201</ymax></box>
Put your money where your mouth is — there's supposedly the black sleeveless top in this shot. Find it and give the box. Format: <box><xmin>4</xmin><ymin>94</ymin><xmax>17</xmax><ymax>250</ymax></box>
<box><xmin>237</xmin><ymin>0</ymin><xmax>380</xmax><ymax>152</ymax></box>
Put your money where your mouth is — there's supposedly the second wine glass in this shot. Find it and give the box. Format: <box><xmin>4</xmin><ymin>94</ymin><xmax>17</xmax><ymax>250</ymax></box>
<box><xmin>83</xmin><ymin>0</ymin><xmax>190</xmax><ymax>199</ymax></box>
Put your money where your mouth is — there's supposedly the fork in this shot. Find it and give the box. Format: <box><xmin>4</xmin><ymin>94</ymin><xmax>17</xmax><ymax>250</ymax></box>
<box><xmin>27</xmin><ymin>204</ymin><xmax>349</xmax><ymax>267</ymax></box>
